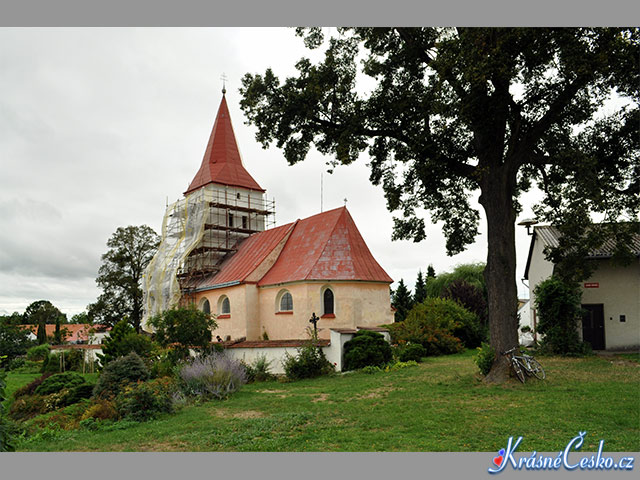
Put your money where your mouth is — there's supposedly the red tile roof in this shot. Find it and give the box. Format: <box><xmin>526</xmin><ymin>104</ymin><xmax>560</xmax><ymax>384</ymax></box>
<box><xmin>193</xmin><ymin>222</ymin><xmax>295</xmax><ymax>287</ymax></box>
<box><xmin>197</xmin><ymin>207</ymin><xmax>393</xmax><ymax>290</ymax></box>
<box><xmin>19</xmin><ymin>324</ymin><xmax>109</xmax><ymax>343</ymax></box>
<box><xmin>185</xmin><ymin>95</ymin><xmax>264</xmax><ymax>194</ymax></box>
<box><xmin>258</xmin><ymin>207</ymin><xmax>393</xmax><ymax>286</ymax></box>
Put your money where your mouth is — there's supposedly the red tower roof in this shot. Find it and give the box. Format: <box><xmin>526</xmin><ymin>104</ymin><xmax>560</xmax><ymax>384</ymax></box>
<box><xmin>185</xmin><ymin>95</ymin><xmax>264</xmax><ymax>195</ymax></box>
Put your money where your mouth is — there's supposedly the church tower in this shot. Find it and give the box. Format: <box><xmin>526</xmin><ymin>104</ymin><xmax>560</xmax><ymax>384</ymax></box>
<box><xmin>143</xmin><ymin>90</ymin><xmax>275</xmax><ymax>324</ymax></box>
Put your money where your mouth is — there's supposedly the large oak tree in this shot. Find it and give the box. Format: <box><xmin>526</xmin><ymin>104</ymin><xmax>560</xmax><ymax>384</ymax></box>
<box><xmin>239</xmin><ymin>28</ymin><xmax>639</xmax><ymax>382</ymax></box>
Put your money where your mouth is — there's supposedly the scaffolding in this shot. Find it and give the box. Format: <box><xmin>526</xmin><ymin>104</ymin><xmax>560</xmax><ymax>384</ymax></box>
<box><xmin>142</xmin><ymin>186</ymin><xmax>275</xmax><ymax>325</ymax></box>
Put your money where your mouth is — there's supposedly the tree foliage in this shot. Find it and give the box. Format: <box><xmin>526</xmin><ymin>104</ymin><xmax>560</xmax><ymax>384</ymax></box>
<box><xmin>0</xmin><ymin>323</ymin><xmax>32</xmax><ymax>367</ymax></box>
<box><xmin>534</xmin><ymin>277</ymin><xmax>586</xmax><ymax>355</ymax></box>
<box><xmin>88</xmin><ymin>225</ymin><xmax>159</xmax><ymax>332</ymax></box>
<box><xmin>239</xmin><ymin>27</ymin><xmax>639</xmax><ymax>381</ymax></box>
<box><xmin>443</xmin><ymin>278</ymin><xmax>488</xmax><ymax>326</ymax></box>
<box><xmin>149</xmin><ymin>305</ymin><xmax>217</xmax><ymax>359</ymax></box>
<box><xmin>391</xmin><ymin>278</ymin><xmax>413</xmax><ymax>322</ymax></box>
<box><xmin>425</xmin><ymin>263</ymin><xmax>487</xmax><ymax>299</ymax></box>
<box><xmin>23</xmin><ymin>300</ymin><xmax>65</xmax><ymax>325</ymax></box>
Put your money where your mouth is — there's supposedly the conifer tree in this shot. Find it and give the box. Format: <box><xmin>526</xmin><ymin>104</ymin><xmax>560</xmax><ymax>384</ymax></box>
<box><xmin>392</xmin><ymin>279</ymin><xmax>413</xmax><ymax>322</ymax></box>
<box><xmin>414</xmin><ymin>270</ymin><xmax>427</xmax><ymax>305</ymax></box>
<box><xmin>426</xmin><ymin>265</ymin><xmax>436</xmax><ymax>279</ymax></box>
<box><xmin>97</xmin><ymin>318</ymin><xmax>135</xmax><ymax>367</ymax></box>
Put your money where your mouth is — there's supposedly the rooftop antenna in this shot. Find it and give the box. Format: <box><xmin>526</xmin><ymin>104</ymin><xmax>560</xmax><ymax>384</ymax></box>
<box><xmin>221</xmin><ymin>73</ymin><xmax>228</xmax><ymax>95</ymax></box>
<box><xmin>517</xmin><ymin>217</ymin><xmax>539</xmax><ymax>235</ymax></box>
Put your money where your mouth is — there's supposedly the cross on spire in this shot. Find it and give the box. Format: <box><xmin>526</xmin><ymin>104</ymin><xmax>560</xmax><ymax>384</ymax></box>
<box><xmin>221</xmin><ymin>73</ymin><xmax>228</xmax><ymax>95</ymax></box>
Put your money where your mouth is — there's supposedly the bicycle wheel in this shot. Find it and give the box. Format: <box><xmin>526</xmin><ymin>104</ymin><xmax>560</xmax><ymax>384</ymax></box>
<box><xmin>512</xmin><ymin>359</ymin><xmax>526</xmax><ymax>383</ymax></box>
<box><xmin>527</xmin><ymin>358</ymin><xmax>546</xmax><ymax>380</ymax></box>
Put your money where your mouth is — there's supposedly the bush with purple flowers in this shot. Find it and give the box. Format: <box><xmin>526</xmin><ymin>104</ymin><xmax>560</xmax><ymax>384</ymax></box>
<box><xmin>178</xmin><ymin>353</ymin><xmax>247</xmax><ymax>400</ymax></box>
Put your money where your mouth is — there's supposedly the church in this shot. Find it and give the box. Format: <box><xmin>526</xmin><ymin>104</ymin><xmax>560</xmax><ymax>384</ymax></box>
<box><xmin>142</xmin><ymin>90</ymin><xmax>394</xmax><ymax>342</ymax></box>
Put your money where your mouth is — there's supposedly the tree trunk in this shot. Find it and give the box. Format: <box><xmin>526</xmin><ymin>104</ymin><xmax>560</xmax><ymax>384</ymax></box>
<box><xmin>479</xmin><ymin>166</ymin><xmax>519</xmax><ymax>383</ymax></box>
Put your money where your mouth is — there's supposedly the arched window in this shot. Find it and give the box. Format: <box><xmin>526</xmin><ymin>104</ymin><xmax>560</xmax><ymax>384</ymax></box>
<box><xmin>219</xmin><ymin>296</ymin><xmax>230</xmax><ymax>315</ymax></box>
<box><xmin>279</xmin><ymin>291</ymin><xmax>293</xmax><ymax>312</ymax></box>
<box><xmin>323</xmin><ymin>288</ymin><xmax>334</xmax><ymax>315</ymax></box>
<box><xmin>201</xmin><ymin>298</ymin><xmax>210</xmax><ymax>315</ymax></box>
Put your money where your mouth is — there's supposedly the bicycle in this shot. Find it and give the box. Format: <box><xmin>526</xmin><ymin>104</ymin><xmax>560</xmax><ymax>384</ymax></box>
<box><xmin>502</xmin><ymin>347</ymin><xmax>546</xmax><ymax>383</ymax></box>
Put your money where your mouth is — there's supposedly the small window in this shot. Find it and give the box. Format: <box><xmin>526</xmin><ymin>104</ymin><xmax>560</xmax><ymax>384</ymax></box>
<box><xmin>228</xmin><ymin>213</ymin><xmax>234</xmax><ymax>227</ymax></box>
<box><xmin>220</xmin><ymin>296</ymin><xmax>230</xmax><ymax>315</ymax></box>
<box><xmin>280</xmin><ymin>292</ymin><xmax>293</xmax><ymax>312</ymax></box>
<box><xmin>242</xmin><ymin>216</ymin><xmax>248</xmax><ymax>229</ymax></box>
<box><xmin>323</xmin><ymin>288</ymin><xmax>334</xmax><ymax>315</ymax></box>
<box><xmin>236</xmin><ymin>192</ymin><xmax>241</xmax><ymax>199</ymax></box>
<box><xmin>201</xmin><ymin>298</ymin><xmax>210</xmax><ymax>315</ymax></box>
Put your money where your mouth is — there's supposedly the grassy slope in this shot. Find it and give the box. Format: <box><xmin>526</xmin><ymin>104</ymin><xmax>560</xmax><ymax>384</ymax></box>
<box><xmin>11</xmin><ymin>351</ymin><xmax>640</xmax><ymax>452</ymax></box>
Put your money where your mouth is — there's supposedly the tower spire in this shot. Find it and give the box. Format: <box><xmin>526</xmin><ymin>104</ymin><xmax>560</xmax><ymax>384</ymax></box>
<box><xmin>184</xmin><ymin>94</ymin><xmax>264</xmax><ymax>195</ymax></box>
<box><xmin>221</xmin><ymin>73</ymin><xmax>227</xmax><ymax>95</ymax></box>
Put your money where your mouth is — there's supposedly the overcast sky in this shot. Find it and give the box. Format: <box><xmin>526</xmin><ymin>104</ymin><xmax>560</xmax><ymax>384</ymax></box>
<box><xmin>0</xmin><ymin>27</ymin><xmax>542</xmax><ymax>317</ymax></box>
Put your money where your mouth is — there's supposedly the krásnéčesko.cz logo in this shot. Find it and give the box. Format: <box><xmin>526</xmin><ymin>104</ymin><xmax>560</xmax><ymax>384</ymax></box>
<box><xmin>488</xmin><ymin>431</ymin><xmax>634</xmax><ymax>473</ymax></box>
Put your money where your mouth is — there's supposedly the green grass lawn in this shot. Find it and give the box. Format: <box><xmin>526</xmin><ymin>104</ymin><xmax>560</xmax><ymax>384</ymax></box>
<box><xmin>8</xmin><ymin>351</ymin><xmax>640</xmax><ymax>452</ymax></box>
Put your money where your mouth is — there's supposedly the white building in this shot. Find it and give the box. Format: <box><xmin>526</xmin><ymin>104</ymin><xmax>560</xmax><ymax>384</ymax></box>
<box><xmin>523</xmin><ymin>225</ymin><xmax>640</xmax><ymax>351</ymax></box>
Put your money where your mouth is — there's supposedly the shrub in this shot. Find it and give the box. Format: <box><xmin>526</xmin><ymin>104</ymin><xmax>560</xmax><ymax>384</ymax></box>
<box><xmin>534</xmin><ymin>277</ymin><xmax>585</xmax><ymax>355</ymax></box>
<box><xmin>385</xmin><ymin>298</ymin><xmax>466</xmax><ymax>356</ymax></box>
<box><xmin>58</xmin><ymin>383</ymin><xmax>95</xmax><ymax>407</ymax></box>
<box><xmin>396</xmin><ymin>343</ymin><xmax>427</xmax><ymax>363</ymax></box>
<box><xmin>81</xmin><ymin>399</ymin><xmax>118</xmax><ymax>421</ymax></box>
<box><xmin>98</xmin><ymin>319</ymin><xmax>156</xmax><ymax>367</ymax></box>
<box><xmin>27</xmin><ymin>344</ymin><xmax>51</xmax><ymax>361</ymax></box>
<box><xmin>93</xmin><ymin>352</ymin><xmax>150</xmax><ymax>399</ymax></box>
<box><xmin>150</xmin><ymin>350</ymin><xmax>178</xmax><ymax>378</ymax></box>
<box><xmin>27</xmin><ymin>400</ymin><xmax>91</xmax><ymax>431</ymax></box>
<box><xmin>35</xmin><ymin>372</ymin><xmax>85</xmax><ymax>395</ymax></box>
<box><xmin>361</xmin><ymin>365</ymin><xmax>382</xmax><ymax>374</ymax></box>
<box><xmin>343</xmin><ymin>331</ymin><xmax>392</xmax><ymax>371</ymax></box>
<box><xmin>390</xmin><ymin>360</ymin><xmax>419</xmax><ymax>371</ymax></box>
<box><xmin>282</xmin><ymin>342</ymin><xmax>334</xmax><ymax>380</ymax></box>
<box><xmin>115</xmin><ymin>381</ymin><xmax>173</xmax><ymax>422</ymax></box>
<box><xmin>8</xmin><ymin>358</ymin><xmax>26</xmax><ymax>371</ymax></box>
<box><xmin>474</xmin><ymin>342</ymin><xmax>495</xmax><ymax>376</ymax></box>
<box><xmin>243</xmin><ymin>355</ymin><xmax>276</xmax><ymax>383</ymax></box>
<box><xmin>41</xmin><ymin>353</ymin><xmax>61</xmax><ymax>374</ymax></box>
<box><xmin>9</xmin><ymin>360</ymin><xmax>42</xmax><ymax>374</ymax></box>
<box><xmin>13</xmin><ymin>373</ymin><xmax>53</xmax><ymax>399</ymax></box>
<box><xmin>9</xmin><ymin>395</ymin><xmax>48</xmax><ymax>421</ymax></box>
<box><xmin>40</xmin><ymin>350</ymin><xmax>86</xmax><ymax>374</ymax></box>
<box><xmin>178</xmin><ymin>352</ymin><xmax>247</xmax><ymax>399</ymax></box>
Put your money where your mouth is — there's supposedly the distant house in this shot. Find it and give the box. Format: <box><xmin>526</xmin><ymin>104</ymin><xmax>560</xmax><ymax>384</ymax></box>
<box><xmin>21</xmin><ymin>324</ymin><xmax>111</xmax><ymax>345</ymax></box>
<box><xmin>523</xmin><ymin>225</ymin><xmax>640</xmax><ymax>351</ymax></box>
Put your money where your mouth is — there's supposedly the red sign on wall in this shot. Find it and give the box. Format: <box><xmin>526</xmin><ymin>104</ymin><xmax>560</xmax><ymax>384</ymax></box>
<box><xmin>584</xmin><ymin>282</ymin><xmax>599</xmax><ymax>288</ymax></box>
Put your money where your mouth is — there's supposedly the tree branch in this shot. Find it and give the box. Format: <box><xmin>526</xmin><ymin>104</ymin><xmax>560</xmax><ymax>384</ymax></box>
<box><xmin>395</xmin><ymin>27</ymin><xmax>468</xmax><ymax>103</ymax></box>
